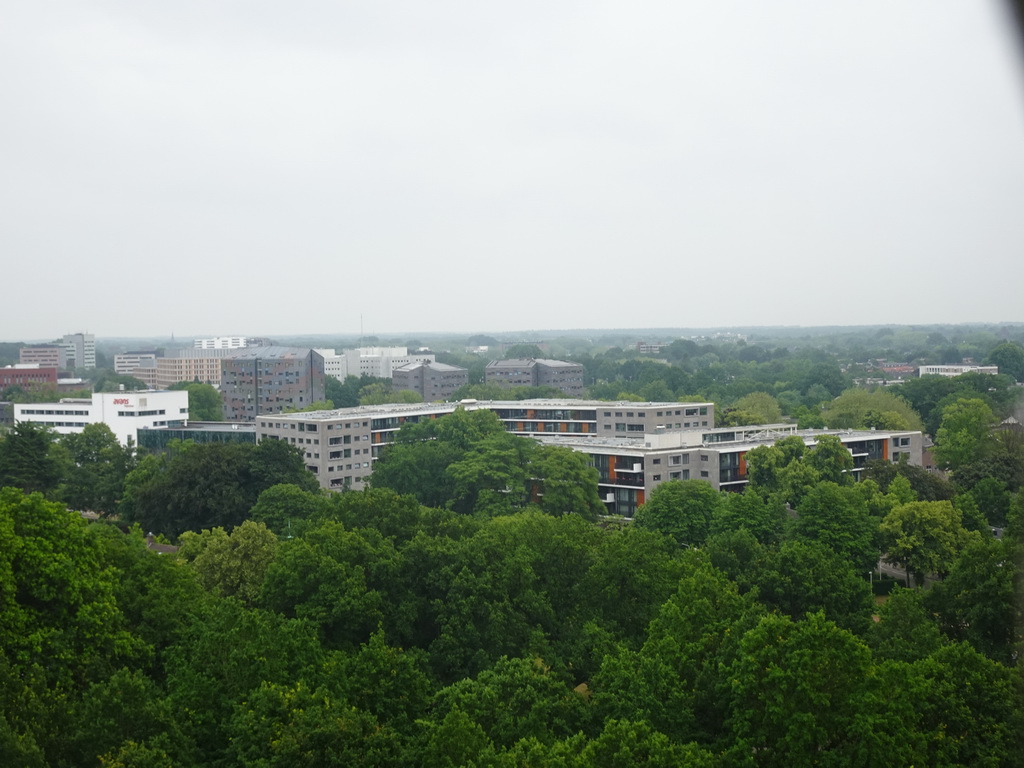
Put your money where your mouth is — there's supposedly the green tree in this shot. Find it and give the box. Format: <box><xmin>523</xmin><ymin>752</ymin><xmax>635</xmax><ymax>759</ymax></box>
<box><xmin>709</xmin><ymin>487</ymin><xmax>785</xmax><ymax>544</ymax></box>
<box><xmin>168</xmin><ymin>381</ymin><xmax>223</xmax><ymax>421</ymax></box>
<box><xmin>723</xmin><ymin>612</ymin><xmax>877</xmax><ymax>767</ymax></box>
<box><xmin>58</xmin><ymin>423</ymin><xmax>136</xmax><ymax>515</ymax></box>
<box><xmin>791</xmin><ymin>482</ymin><xmax>879</xmax><ymax>573</ymax></box>
<box><xmin>751</xmin><ymin>540</ymin><xmax>874</xmax><ymax>632</ymax></box>
<box><xmin>925</xmin><ymin>537</ymin><xmax>1020</xmax><ymax>662</ymax></box>
<box><xmin>933</xmin><ymin>397</ymin><xmax>997</xmax><ymax>471</ymax></box>
<box><xmin>867</xmin><ymin>587</ymin><xmax>945</xmax><ymax>663</ymax></box>
<box><xmin>879</xmin><ymin>500</ymin><xmax>972</xmax><ymax>586</ymax></box>
<box><xmin>0</xmin><ymin>422</ymin><xmax>63</xmax><ymax>495</ymax></box>
<box><xmin>177</xmin><ymin>521</ymin><xmax>279</xmax><ymax>604</ymax></box>
<box><xmin>805</xmin><ymin>433</ymin><xmax>854</xmax><ymax>485</ymax></box>
<box><xmin>122</xmin><ymin>440</ymin><xmax>316</xmax><ymax>537</ymax></box>
<box><xmin>633</xmin><ymin>479</ymin><xmax>723</xmax><ymax>547</ymax></box>
<box><xmin>821</xmin><ymin>388</ymin><xmax>923</xmax><ymax>432</ymax></box>
<box><xmin>722</xmin><ymin>392</ymin><xmax>782</xmax><ymax>427</ymax></box>
<box><xmin>527</xmin><ymin>444</ymin><xmax>604</xmax><ymax>521</ymax></box>
<box><xmin>0</xmin><ymin>489</ymin><xmax>142</xmax><ymax>692</ymax></box>
<box><xmin>430</xmin><ymin>656</ymin><xmax>588</xmax><ymax>748</ymax></box>
<box><xmin>249</xmin><ymin>483</ymin><xmax>330</xmax><ymax>536</ymax></box>
<box><xmin>985</xmin><ymin>341</ymin><xmax>1024</xmax><ymax>382</ymax></box>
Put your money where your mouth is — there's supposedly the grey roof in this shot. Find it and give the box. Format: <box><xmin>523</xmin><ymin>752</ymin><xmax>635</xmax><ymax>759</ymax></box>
<box><xmin>393</xmin><ymin>360</ymin><xmax>467</xmax><ymax>373</ymax></box>
<box><xmin>222</xmin><ymin>346</ymin><xmax>318</xmax><ymax>361</ymax></box>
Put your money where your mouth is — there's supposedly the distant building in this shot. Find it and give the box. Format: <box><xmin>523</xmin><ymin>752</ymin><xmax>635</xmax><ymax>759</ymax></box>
<box><xmin>256</xmin><ymin>399</ymin><xmax>713</xmax><ymax>491</ymax></box>
<box><xmin>918</xmin><ymin>364</ymin><xmax>999</xmax><ymax>377</ymax></box>
<box><xmin>19</xmin><ymin>344</ymin><xmax>68</xmax><ymax>370</ymax></box>
<box><xmin>221</xmin><ymin>347</ymin><xmax>326</xmax><ymax>421</ymax></box>
<box><xmin>636</xmin><ymin>341</ymin><xmax>666</xmax><ymax>354</ymax></box>
<box><xmin>316</xmin><ymin>347</ymin><xmax>436</xmax><ymax>380</ymax></box>
<box><xmin>254</xmin><ymin>399</ymin><xmax>921</xmax><ymax>515</ymax></box>
<box><xmin>14</xmin><ymin>390</ymin><xmax>189</xmax><ymax>445</ymax></box>
<box><xmin>0</xmin><ymin>365</ymin><xmax>58</xmax><ymax>390</ymax></box>
<box><xmin>60</xmin><ymin>333</ymin><xmax>96</xmax><ymax>370</ymax></box>
<box><xmin>485</xmin><ymin>358</ymin><xmax>585</xmax><ymax>397</ymax></box>
<box><xmin>194</xmin><ymin>336</ymin><xmax>271</xmax><ymax>350</ymax></box>
<box><xmin>114</xmin><ymin>351</ymin><xmax>158</xmax><ymax>376</ymax></box>
<box><xmin>392</xmin><ymin>361</ymin><xmax>469</xmax><ymax>401</ymax></box>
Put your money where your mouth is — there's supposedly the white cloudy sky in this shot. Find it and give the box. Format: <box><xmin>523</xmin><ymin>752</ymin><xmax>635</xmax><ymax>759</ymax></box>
<box><xmin>2</xmin><ymin>1</ymin><xmax>1023</xmax><ymax>341</ymax></box>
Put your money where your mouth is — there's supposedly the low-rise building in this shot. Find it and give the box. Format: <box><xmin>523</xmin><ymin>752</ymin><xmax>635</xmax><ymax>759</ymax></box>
<box><xmin>137</xmin><ymin>421</ymin><xmax>256</xmax><ymax>452</ymax></box>
<box><xmin>918</xmin><ymin>364</ymin><xmax>999</xmax><ymax>377</ymax></box>
<box><xmin>114</xmin><ymin>351</ymin><xmax>158</xmax><ymax>376</ymax></box>
<box><xmin>0</xmin><ymin>365</ymin><xmax>58</xmax><ymax>390</ymax></box>
<box><xmin>14</xmin><ymin>390</ymin><xmax>189</xmax><ymax>445</ymax></box>
<box><xmin>19</xmin><ymin>345</ymin><xmax>68</xmax><ymax>370</ymax></box>
<box><xmin>254</xmin><ymin>399</ymin><xmax>921</xmax><ymax>516</ymax></box>
<box><xmin>256</xmin><ymin>399</ymin><xmax>715</xmax><ymax>492</ymax></box>
<box><xmin>392</xmin><ymin>361</ymin><xmax>469</xmax><ymax>401</ymax></box>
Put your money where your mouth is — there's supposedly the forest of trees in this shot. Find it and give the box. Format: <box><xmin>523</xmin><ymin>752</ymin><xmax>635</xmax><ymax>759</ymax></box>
<box><xmin>1</xmin><ymin>327</ymin><xmax>1023</xmax><ymax>765</ymax></box>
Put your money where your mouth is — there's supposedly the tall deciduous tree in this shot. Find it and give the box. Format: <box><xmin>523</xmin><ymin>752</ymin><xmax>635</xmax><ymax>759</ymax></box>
<box><xmin>168</xmin><ymin>381</ymin><xmax>223</xmax><ymax>421</ymax></box>
<box><xmin>933</xmin><ymin>397</ymin><xmax>996</xmax><ymax>471</ymax></box>
<box><xmin>879</xmin><ymin>500</ymin><xmax>972</xmax><ymax>586</ymax></box>
<box><xmin>0</xmin><ymin>422</ymin><xmax>63</xmax><ymax>495</ymax></box>
<box><xmin>177</xmin><ymin>521</ymin><xmax>279</xmax><ymax>604</ymax></box>
<box><xmin>633</xmin><ymin>479</ymin><xmax>723</xmax><ymax>547</ymax></box>
<box><xmin>58</xmin><ymin>423</ymin><xmax>136</xmax><ymax>515</ymax></box>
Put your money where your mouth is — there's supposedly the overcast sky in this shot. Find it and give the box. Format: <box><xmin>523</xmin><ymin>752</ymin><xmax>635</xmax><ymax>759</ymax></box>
<box><xmin>2</xmin><ymin>1</ymin><xmax>1023</xmax><ymax>341</ymax></box>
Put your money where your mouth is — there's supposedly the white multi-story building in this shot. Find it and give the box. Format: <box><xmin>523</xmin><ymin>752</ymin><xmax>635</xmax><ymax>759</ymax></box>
<box><xmin>317</xmin><ymin>347</ymin><xmax>436</xmax><ymax>380</ymax></box>
<box><xmin>918</xmin><ymin>365</ymin><xmax>999</xmax><ymax>377</ymax></box>
<box><xmin>15</xmin><ymin>390</ymin><xmax>189</xmax><ymax>445</ymax></box>
<box><xmin>194</xmin><ymin>336</ymin><xmax>250</xmax><ymax>350</ymax></box>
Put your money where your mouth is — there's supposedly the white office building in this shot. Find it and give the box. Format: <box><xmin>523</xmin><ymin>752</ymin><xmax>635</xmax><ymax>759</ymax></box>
<box><xmin>15</xmin><ymin>390</ymin><xmax>189</xmax><ymax>445</ymax></box>
<box><xmin>317</xmin><ymin>347</ymin><xmax>436</xmax><ymax>380</ymax></box>
<box><xmin>918</xmin><ymin>364</ymin><xmax>999</xmax><ymax>377</ymax></box>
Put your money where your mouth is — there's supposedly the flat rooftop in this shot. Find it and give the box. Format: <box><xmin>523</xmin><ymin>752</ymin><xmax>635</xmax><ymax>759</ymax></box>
<box><xmin>259</xmin><ymin>399</ymin><xmax>715</xmax><ymax>422</ymax></box>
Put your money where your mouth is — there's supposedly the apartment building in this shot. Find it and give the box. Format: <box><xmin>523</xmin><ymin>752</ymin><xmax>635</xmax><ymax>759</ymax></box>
<box><xmin>484</xmin><ymin>358</ymin><xmax>585</xmax><ymax>396</ymax></box>
<box><xmin>255</xmin><ymin>399</ymin><xmax>921</xmax><ymax>516</ymax></box>
<box><xmin>221</xmin><ymin>347</ymin><xmax>326</xmax><ymax>420</ymax></box>
<box><xmin>392</xmin><ymin>361</ymin><xmax>469</xmax><ymax>401</ymax></box>
<box><xmin>14</xmin><ymin>390</ymin><xmax>189</xmax><ymax>445</ymax></box>
<box><xmin>537</xmin><ymin>424</ymin><xmax>923</xmax><ymax>517</ymax></box>
<box><xmin>256</xmin><ymin>399</ymin><xmax>715</xmax><ymax>492</ymax></box>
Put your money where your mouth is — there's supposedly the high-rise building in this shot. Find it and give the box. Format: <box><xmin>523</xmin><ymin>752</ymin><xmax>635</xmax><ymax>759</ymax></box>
<box><xmin>221</xmin><ymin>347</ymin><xmax>326</xmax><ymax>421</ymax></box>
<box><xmin>60</xmin><ymin>333</ymin><xmax>96</xmax><ymax>370</ymax></box>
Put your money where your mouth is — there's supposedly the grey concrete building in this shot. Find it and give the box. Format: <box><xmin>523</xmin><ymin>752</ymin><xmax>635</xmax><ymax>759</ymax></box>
<box><xmin>484</xmin><ymin>358</ymin><xmax>585</xmax><ymax>397</ymax></box>
<box><xmin>392</xmin><ymin>361</ymin><xmax>469</xmax><ymax>401</ymax></box>
<box><xmin>254</xmin><ymin>398</ymin><xmax>921</xmax><ymax>517</ymax></box>
<box><xmin>221</xmin><ymin>347</ymin><xmax>326</xmax><ymax>421</ymax></box>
